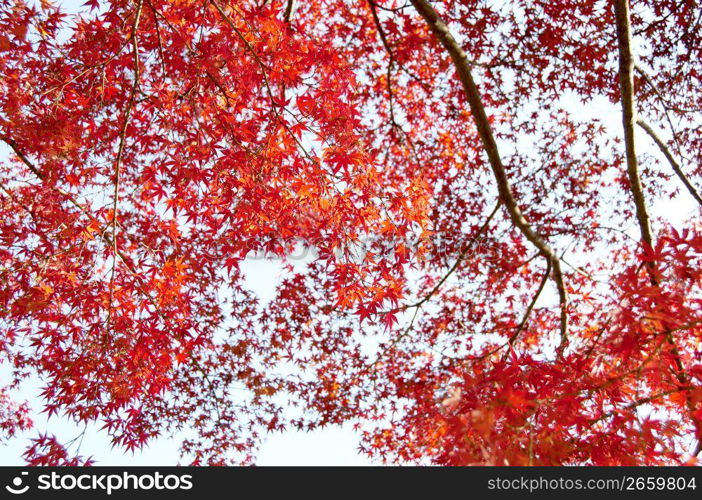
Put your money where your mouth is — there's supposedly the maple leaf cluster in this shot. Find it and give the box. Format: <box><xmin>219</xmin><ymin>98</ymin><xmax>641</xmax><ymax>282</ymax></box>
<box><xmin>0</xmin><ymin>0</ymin><xmax>700</xmax><ymax>465</ymax></box>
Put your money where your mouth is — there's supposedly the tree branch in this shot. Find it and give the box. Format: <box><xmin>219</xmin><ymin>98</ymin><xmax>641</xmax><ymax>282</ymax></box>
<box><xmin>589</xmin><ymin>387</ymin><xmax>693</xmax><ymax>425</ymax></box>
<box><xmin>409</xmin><ymin>0</ymin><xmax>568</xmax><ymax>351</ymax></box>
<box><xmin>614</xmin><ymin>0</ymin><xmax>655</xmax><ymax>250</ymax></box>
<box><xmin>368</xmin><ymin>0</ymin><xmax>394</xmax><ymax>57</ymax></box>
<box><xmin>283</xmin><ymin>0</ymin><xmax>297</xmax><ymax>23</ymax></box>
<box><xmin>636</xmin><ymin>118</ymin><xmax>702</xmax><ymax>207</ymax></box>
<box><xmin>210</xmin><ymin>0</ymin><xmax>316</xmax><ymax>163</ymax></box>
<box><xmin>635</xmin><ymin>63</ymin><xmax>701</xmax><ymax>115</ymax></box>
<box><xmin>400</xmin><ymin>200</ymin><xmax>500</xmax><ymax>311</ymax></box>
<box><xmin>509</xmin><ymin>258</ymin><xmax>551</xmax><ymax>346</ymax></box>
<box><xmin>109</xmin><ymin>0</ymin><xmax>144</xmax><ymax>329</ymax></box>
<box><xmin>1</xmin><ymin>136</ymin><xmax>45</xmax><ymax>179</ymax></box>
<box><xmin>615</xmin><ymin>0</ymin><xmax>700</xmax><ymax>455</ymax></box>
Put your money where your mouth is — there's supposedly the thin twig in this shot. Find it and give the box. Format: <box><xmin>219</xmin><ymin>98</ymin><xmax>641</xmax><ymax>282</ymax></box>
<box><xmin>108</xmin><ymin>0</ymin><xmax>144</xmax><ymax>331</ymax></box>
<box><xmin>400</xmin><ymin>201</ymin><xmax>500</xmax><ymax>312</ymax></box>
<box><xmin>636</xmin><ymin>118</ymin><xmax>702</xmax><ymax>207</ymax></box>
<box><xmin>508</xmin><ymin>258</ymin><xmax>551</xmax><ymax>346</ymax></box>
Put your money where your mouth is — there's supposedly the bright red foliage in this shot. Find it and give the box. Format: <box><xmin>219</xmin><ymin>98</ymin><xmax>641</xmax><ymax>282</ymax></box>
<box><xmin>0</xmin><ymin>0</ymin><xmax>700</xmax><ymax>465</ymax></box>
